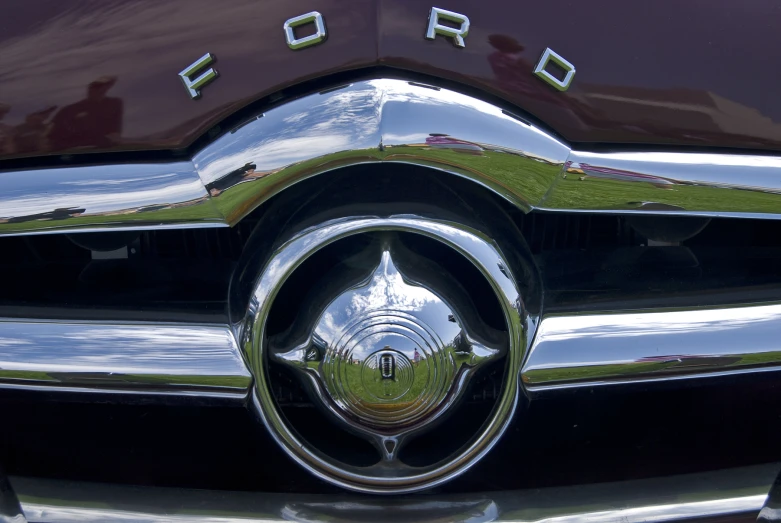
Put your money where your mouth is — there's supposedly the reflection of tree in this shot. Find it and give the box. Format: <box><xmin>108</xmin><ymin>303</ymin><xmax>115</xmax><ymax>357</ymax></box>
<box><xmin>3</xmin><ymin>206</ymin><xmax>85</xmax><ymax>224</ymax></box>
<box><xmin>204</xmin><ymin>162</ymin><xmax>271</xmax><ymax>197</ymax></box>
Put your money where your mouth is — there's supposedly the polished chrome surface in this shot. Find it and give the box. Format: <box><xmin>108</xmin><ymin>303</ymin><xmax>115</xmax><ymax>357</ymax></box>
<box><xmin>8</xmin><ymin>78</ymin><xmax>781</xmax><ymax>237</ymax></box>
<box><xmin>0</xmin><ymin>319</ymin><xmax>251</xmax><ymax>398</ymax></box>
<box><xmin>523</xmin><ymin>302</ymin><xmax>781</xmax><ymax>391</ymax></box>
<box><xmin>12</xmin><ymin>463</ymin><xmax>778</xmax><ymax>522</ymax></box>
<box><xmin>178</xmin><ymin>52</ymin><xmax>219</xmax><ymax>100</ymax></box>
<box><xmin>0</xmin><ymin>470</ymin><xmax>24</xmax><ymax>523</ymax></box>
<box><xmin>543</xmin><ymin>150</ymin><xmax>781</xmax><ymax>218</ymax></box>
<box><xmin>759</xmin><ymin>469</ymin><xmax>781</xmax><ymax>522</ymax></box>
<box><xmin>284</xmin><ymin>12</ymin><xmax>327</xmax><ymax>50</ymax></box>
<box><xmin>425</xmin><ymin>8</ymin><xmax>470</xmax><ymax>48</ymax></box>
<box><xmin>533</xmin><ymin>48</ymin><xmax>576</xmax><ymax>92</ymax></box>
<box><xmin>241</xmin><ymin>216</ymin><xmax>526</xmax><ymax>493</ymax></box>
<box><xmin>273</xmin><ymin>244</ymin><xmax>501</xmax><ymax>459</ymax></box>
<box><xmin>0</xmin><ymin>161</ymin><xmax>223</xmax><ymax>236</ymax></box>
<box><xmin>194</xmin><ymin>79</ymin><xmax>568</xmax><ymax>225</ymax></box>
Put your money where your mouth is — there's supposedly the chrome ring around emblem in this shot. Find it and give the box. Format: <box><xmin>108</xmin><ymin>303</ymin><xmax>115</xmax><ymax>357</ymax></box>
<box><xmin>240</xmin><ymin>216</ymin><xmax>527</xmax><ymax>493</ymax></box>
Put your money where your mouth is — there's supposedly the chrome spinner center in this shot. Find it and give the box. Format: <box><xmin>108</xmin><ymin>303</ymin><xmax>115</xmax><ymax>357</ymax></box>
<box><xmin>274</xmin><ymin>247</ymin><xmax>499</xmax><ymax>438</ymax></box>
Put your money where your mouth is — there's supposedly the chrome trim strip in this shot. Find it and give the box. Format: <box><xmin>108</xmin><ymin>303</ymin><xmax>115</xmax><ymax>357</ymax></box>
<box><xmin>523</xmin><ymin>302</ymin><xmax>781</xmax><ymax>391</ymax></box>
<box><xmin>540</xmin><ymin>150</ymin><xmax>781</xmax><ymax>218</ymax></box>
<box><xmin>12</xmin><ymin>463</ymin><xmax>777</xmax><ymax>522</ymax></box>
<box><xmin>6</xmin><ymin>78</ymin><xmax>781</xmax><ymax>237</ymax></box>
<box><xmin>0</xmin><ymin>161</ymin><xmax>223</xmax><ymax>236</ymax></box>
<box><xmin>0</xmin><ymin>468</ymin><xmax>24</xmax><ymax>523</ymax></box>
<box><xmin>0</xmin><ymin>320</ymin><xmax>251</xmax><ymax>398</ymax></box>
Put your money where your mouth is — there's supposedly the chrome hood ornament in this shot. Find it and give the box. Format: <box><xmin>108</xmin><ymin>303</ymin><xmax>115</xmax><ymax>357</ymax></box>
<box><xmin>273</xmin><ymin>246</ymin><xmax>499</xmax><ymax>457</ymax></box>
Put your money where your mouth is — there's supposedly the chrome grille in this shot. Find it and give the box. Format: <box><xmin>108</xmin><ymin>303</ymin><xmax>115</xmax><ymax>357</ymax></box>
<box><xmin>1</xmin><ymin>77</ymin><xmax>780</xmax><ymax>518</ymax></box>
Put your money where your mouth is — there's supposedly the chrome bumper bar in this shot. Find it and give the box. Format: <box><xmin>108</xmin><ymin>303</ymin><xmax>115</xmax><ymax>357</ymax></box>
<box><xmin>3</xmin><ymin>301</ymin><xmax>781</xmax><ymax>401</ymax></box>
<box><xmin>523</xmin><ymin>302</ymin><xmax>781</xmax><ymax>391</ymax></box>
<box><xmin>3</xmin><ymin>79</ymin><xmax>781</xmax><ymax>237</ymax></box>
<box><xmin>9</xmin><ymin>463</ymin><xmax>778</xmax><ymax>522</ymax></box>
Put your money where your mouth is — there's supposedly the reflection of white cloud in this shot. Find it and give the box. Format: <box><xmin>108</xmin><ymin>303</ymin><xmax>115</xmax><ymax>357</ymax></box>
<box><xmin>0</xmin><ymin>163</ymin><xmax>207</xmax><ymax>218</ymax></box>
<box><xmin>0</xmin><ymin>178</ymin><xmax>206</xmax><ymax>218</ymax></box>
<box><xmin>60</xmin><ymin>173</ymin><xmax>180</xmax><ymax>186</ymax></box>
<box><xmin>314</xmin><ymin>251</ymin><xmax>442</xmax><ymax>345</ymax></box>
<box><xmin>382</xmin><ymin>132</ymin><xmax>429</xmax><ymax>144</ymax></box>
<box><xmin>541</xmin><ymin>305</ymin><xmax>781</xmax><ymax>341</ymax></box>
<box><xmin>0</xmin><ymin>323</ymin><xmax>245</xmax><ymax>376</ymax></box>
<box><xmin>349</xmin><ymin>251</ymin><xmax>438</xmax><ymax>314</ymax></box>
<box><xmin>194</xmin><ymin>78</ymin><xmax>569</xmax><ymax>188</ymax></box>
<box><xmin>195</xmin><ymin>86</ymin><xmax>382</xmax><ymax>185</ymax></box>
<box><xmin>526</xmin><ymin>303</ymin><xmax>781</xmax><ymax>370</ymax></box>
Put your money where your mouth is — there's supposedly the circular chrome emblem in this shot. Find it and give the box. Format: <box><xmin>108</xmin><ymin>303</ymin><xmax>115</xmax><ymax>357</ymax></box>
<box><xmin>241</xmin><ymin>217</ymin><xmax>528</xmax><ymax>493</ymax></box>
<box><xmin>275</xmin><ymin>251</ymin><xmax>497</xmax><ymax>437</ymax></box>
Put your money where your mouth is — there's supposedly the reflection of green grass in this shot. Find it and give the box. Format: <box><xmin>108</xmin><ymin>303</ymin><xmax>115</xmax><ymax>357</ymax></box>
<box><xmin>544</xmin><ymin>175</ymin><xmax>781</xmax><ymax>214</ymax></box>
<box><xmin>308</xmin><ymin>347</ymin><xmax>482</xmax><ymax>405</ymax></box>
<box><xmin>525</xmin><ymin>350</ymin><xmax>781</xmax><ymax>386</ymax></box>
<box><xmin>211</xmin><ymin>146</ymin><xmax>561</xmax><ymax>224</ymax></box>
<box><xmin>0</xmin><ymin>200</ymin><xmax>221</xmax><ymax>234</ymax></box>
<box><xmin>385</xmin><ymin>147</ymin><xmax>559</xmax><ymax>208</ymax></box>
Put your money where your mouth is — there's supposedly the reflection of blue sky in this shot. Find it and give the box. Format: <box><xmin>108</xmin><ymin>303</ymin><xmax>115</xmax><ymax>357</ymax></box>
<box><xmin>314</xmin><ymin>251</ymin><xmax>460</xmax><ymax>354</ymax></box>
<box><xmin>194</xmin><ymin>79</ymin><xmax>569</xmax><ymax>187</ymax></box>
<box><xmin>0</xmin><ymin>162</ymin><xmax>207</xmax><ymax>218</ymax></box>
<box><xmin>195</xmin><ymin>85</ymin><xmax>382</xmax><ymax>185</ymax></box>
<box><xmin>525</xmin><ymin>304</ymin><xmax>781</xmax><ymax>370</ymax></box>
<box><xmin>0</xmin><ymin>322</ymin><xmax>248</xmax><ymax>377</ymax></box>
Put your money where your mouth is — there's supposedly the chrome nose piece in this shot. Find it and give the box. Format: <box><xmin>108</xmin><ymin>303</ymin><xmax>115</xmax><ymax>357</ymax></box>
<box><xmin>242</xmin><ymin>216</ymin><xmax>528</xmax><ymax>493</ymax></box>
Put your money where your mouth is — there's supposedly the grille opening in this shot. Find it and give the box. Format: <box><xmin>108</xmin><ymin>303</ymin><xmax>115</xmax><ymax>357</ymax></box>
<box><xmin>3</xmin><ymin>187</ymin><xmax>781</xmax><ymax>320</ymax></box>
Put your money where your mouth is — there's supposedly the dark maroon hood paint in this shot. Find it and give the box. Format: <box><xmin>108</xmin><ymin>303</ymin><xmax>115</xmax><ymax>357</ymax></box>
<box><xmin>1</xmin><ymin>0</ymin><xmax>780</xmax><ymax>160</ymax></box>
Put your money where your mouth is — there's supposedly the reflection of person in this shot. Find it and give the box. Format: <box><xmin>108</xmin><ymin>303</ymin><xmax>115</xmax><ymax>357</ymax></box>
<box><xmin>413</xmin><ymin>349</ymin><xmax>420</xmax><ymax>366</ymax></box>
<box><xmin>48</xmin><ymin>76</ymin><xmax>123</xmax><ymax>151</ymax></box>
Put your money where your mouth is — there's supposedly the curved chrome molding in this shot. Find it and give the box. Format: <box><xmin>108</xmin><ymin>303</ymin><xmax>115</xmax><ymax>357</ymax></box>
<box><xmin>11</xmin><ymin>463</ymin><xmax>778</xmax><ymax>522</ymax></box>
<box><xmin>6</xmin><ymin>78</ymin><xmax>781</xmax><ymax>237</ymax></box>
<box><xmin>523</xmin><ymin>302</ymin><xmax>781</xmax><ymax>391</ymax></box>
<box><xmin>242</xmin><ymin>216</ymin><xmax>526</xmax><ymax>494</ymax></box>
<box><xmin>193</xmin><ymin>79</ymin><xmax>569</xmax><ymax>224</ymax></box>
<box><xmin>0</xmin><ymin>319</ymin><xmax>251</xmax><ymax>399</ymax></box>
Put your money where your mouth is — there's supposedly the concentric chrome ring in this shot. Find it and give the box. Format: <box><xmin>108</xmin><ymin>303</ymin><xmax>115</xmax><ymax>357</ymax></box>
<box><xmin>240</xmin><ymin>216</ymin><xmax>528</xmax><ymax>494</ymax></box>
<box><xmin>323</xmin><ymin>309</ymin><xmax>455</xmax><ymax>428</ymax></box>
